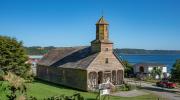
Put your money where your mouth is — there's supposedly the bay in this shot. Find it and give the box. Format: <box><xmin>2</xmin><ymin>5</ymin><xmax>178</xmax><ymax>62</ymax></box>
<box><xmin>119</xmin><ymin>54</ymin><xmax>180</xmax><ymax>72</ymax></box>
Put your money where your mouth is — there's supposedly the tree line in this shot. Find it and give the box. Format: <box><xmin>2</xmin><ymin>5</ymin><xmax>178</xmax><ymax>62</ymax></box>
<box><xmin>115</xmin><ymin>48</ymin><xmax>180</xmax><ymax>54</ymax></box>
<box><xmin>25</xmin><ymin>47</ymin><xmax>180</xmax><ymax>55</ymax></box>
<box><xmin>24</xmin><ymin>46</ymin><xmax>55</xmax><ymax>55</ymax></box>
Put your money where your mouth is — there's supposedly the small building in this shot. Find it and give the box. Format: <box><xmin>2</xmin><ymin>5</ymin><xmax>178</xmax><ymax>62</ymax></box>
<box><xmin>37</xmin><ymin>16</ymin><xmax>124</xmax><ymax>91</ymax></box>
<box><xmin>28</xmin><ymin>55</ymin><xmax>43</xmax><ymax>75</ymax></box>
<box><xmin>133</xmin><ymin>62</ymin><xmax>168</xmax><ymax>79</ymax></box>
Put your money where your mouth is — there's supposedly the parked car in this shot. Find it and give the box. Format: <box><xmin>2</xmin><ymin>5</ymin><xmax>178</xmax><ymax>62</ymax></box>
<box><xmin>156</xmin><ymin>80</ymin><xmax>176</xmax><ymax>88</ymax></box>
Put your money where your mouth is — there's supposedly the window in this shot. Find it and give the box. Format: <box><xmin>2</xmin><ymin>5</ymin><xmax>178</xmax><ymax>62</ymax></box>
<box><xmin>106</xmin><ymin>26</ymin><xmax>108</xmax><ymax>31</ymax></box>
<box><xmin>105</xmin><ymin>48</ymin><xmax>108</xmax><ymax>51</ymax></box>
<box><xmin>105</xmin><ymin>58</ymin><xmax>109</xmax><ymax>64</ymax></box>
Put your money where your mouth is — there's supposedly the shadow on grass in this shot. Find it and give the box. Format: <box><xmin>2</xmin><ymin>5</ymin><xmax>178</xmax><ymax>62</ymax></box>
<box><xmin>33</xmin><ymin>78</ymin><xmax>86</xmax><ymax>92</ymax></box>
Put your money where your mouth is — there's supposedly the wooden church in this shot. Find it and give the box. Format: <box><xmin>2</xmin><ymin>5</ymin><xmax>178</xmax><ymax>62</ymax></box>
<box><xmin>37</xmin><ymin>16</ymin><xmax>124</xmax><ymax>91</ymax></box>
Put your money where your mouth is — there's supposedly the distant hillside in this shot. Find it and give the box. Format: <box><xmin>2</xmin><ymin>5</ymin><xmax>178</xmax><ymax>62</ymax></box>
<box><xmin>24</xmin><ymin>46</ymin><xmax>56</xmax><ymax>55</ymax></box>
<box><xmin>25</xmin><ymin>46</ymin><xmax>180</xmax><ymax>55</ymax></box>
<box><xmin>114</xmin><ymin>48</ymin><xmax>180</xmax><ymax>54</ymax></box>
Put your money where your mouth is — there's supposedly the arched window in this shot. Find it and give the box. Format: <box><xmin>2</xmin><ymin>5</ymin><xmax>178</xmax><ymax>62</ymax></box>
<box><xmin>112</xmin><ymin>70</ymin><xmax>116</xmax><ymax>85</ymax></box>
<box><xmin>89</xmin><ymin>72</ymin><xmax>97</xmax><ymax>88</ymax></box>
<box><xmin>98</xmin><ymin>71</ymin><xmax>103</xmax><ymax>84</ymax></box>
<box><xmin>117</xmin><ymin>70</ymin><xmax>123</xmax><ymax>84</ymax></box>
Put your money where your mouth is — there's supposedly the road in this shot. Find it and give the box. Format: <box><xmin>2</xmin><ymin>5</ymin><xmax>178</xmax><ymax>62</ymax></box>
<box><xmin>125</xmin><ymin>79</ymin><xmax>180</xmax><ymax>100</ymax></box>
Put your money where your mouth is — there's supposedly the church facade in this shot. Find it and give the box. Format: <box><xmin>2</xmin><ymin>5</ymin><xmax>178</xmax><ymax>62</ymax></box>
<box><xmin>37</xmin><ymin>16</ymin><xmax>124</xmax><ymax>91</ymax></box>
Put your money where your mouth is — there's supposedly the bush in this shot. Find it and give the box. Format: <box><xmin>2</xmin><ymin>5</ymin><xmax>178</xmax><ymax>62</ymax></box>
<box><xmin>122</xmin><ymin>61</ymin><xmax>133</xmax><ymax>78</ymax></box>
<box><xmin>44</xmin><ymin>93</ymin><xmax>84</xmax><ymax>100</ymax></box>
<box><xmin>0</xmin><ymin>72</ymin><xmax>37</xmax><ymax>100</ymax></box>
<box><xmin>1</xmin><ymin>72</ymin><xmax>28</xmax><ymax>100</ymax></box>
<box><xmin>116</xmin><ymin>84</ymin><xmax>136</xmax><ymax>91</ymax></box>
<box><xmin>171</xmin><ymin>59</ymin><xmax>180</xmax><ymax>82</ymax></box>
<box><xmin>0</xmin><ymin>70</ymin><xmax>4</xmax><ymax>80</ymax></box>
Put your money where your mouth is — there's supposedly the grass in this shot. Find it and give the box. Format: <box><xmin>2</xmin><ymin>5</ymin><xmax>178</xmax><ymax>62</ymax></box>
<box><xmin>0</xmin><ymin>80</ymin><xmax>163</xmax><ymax>100</ymax></box>
<box><xmin>177</xmin><ymin>83</ymin><xmax>180</xmax><ymax>88</ymax></box>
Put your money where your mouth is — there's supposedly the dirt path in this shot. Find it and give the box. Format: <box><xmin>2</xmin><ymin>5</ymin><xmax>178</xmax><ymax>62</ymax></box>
<box><xmin>111</xmin><ymin>89</ymin><xmax>149</xmax><ymax>97</ymax></box>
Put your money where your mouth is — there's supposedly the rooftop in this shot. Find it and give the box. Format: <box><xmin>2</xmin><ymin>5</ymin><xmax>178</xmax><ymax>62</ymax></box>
<box><xmin>38</xmin><ymin>46</ymin><xmax>99</xmax><ymax>70</ymax></box>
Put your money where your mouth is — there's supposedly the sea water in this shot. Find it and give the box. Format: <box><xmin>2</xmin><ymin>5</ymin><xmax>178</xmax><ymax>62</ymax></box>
<box><xmin>119</xmin><ymin>54</ymin><xmax>180</xmax><ymax>72</ymax></box>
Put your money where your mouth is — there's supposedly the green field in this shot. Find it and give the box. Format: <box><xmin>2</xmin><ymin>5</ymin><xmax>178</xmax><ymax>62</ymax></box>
<box><xmin>0</xmin><ymin>80</ymin><xmax>162</xmax><ymax>100</ymax></box>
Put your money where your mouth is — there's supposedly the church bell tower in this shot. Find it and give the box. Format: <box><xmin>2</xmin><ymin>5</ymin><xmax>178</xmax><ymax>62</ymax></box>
<box><xmin>91</xmin><ymin>16</ymin><xmax>113</xmax><ymax>53</ymax></box>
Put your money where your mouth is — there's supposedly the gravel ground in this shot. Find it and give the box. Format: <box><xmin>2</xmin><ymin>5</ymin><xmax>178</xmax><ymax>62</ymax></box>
<box><xmin>111</xmin><ymin>89</ymin><xmax>149</xmax><ymax>97</ymax></box>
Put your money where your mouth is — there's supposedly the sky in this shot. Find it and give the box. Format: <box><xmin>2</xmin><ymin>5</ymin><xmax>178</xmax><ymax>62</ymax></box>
<box><xmin>0</xmin><ymin>0</ymin><xmax>180</xmax><ymax>50</ymax></box>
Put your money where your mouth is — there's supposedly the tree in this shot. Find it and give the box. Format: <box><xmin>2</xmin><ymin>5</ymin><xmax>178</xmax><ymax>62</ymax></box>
<box><xmin>151</xmin><ymin>67</ymin><xmax>162</xmax><ymax>79</ymax></box>
<box><xmin>171</xmin><ymin>59</ymin><xmax>180</xmax><ymax>82</ymax></box>
<box><xmin>122</xmin><ymin>61</ymin><xmax>133</xmax><ymax>77</ymax></box>
<box><xmin>0</xmin><ymin>35</ymin><xmax>31</xmax><ymax>79</ymax></box>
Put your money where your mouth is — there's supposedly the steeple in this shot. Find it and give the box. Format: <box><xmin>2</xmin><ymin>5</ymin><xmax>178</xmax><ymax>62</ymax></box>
<box><xmin>96</xmin><ymin>16</ymin><xmax>109</xmax><ymax>25</ymax></box>
<box><xmin>91</xmin><ymin>16</ymin><xmax>113</xmax><ymax>53</ymax></box>
<box><xmin>94</xmin><ymin>16</ymin><xmax>112</xmax><ymax>42</ymax></box>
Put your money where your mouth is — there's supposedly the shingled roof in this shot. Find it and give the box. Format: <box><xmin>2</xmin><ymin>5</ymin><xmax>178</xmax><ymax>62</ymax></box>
<box><xmin>38</xmin><ymin>46</ymin><xmax>99</xmax><ymax>70</ymax></box>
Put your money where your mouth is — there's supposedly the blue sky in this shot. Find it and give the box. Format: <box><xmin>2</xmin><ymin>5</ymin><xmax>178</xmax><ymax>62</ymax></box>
<box><xmin>0</xmin><ymin>0</ymin><xmax>180</xmax><ymax>50</ymax></box>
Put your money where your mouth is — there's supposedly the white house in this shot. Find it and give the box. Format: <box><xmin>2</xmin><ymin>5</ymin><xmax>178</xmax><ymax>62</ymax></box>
<box><xmin>28</xmin><ymin>55</ymin><xmax>43</xmax><ymax>75</ymax></box>
<box><xmin>133</xmin><ymin>62</ymin><xmax>168</xmax><ymax>79</ymax></box>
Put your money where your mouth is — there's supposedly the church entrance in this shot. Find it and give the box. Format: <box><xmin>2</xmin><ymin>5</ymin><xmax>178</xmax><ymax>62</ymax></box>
<box><xmin>88</xmin><ymin>70</ymin><xmax>124</xmax><ymax>90</ymax></box>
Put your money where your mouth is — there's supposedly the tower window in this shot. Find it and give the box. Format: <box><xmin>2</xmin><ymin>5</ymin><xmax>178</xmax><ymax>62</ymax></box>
<box><xmin>105</xmin><ymin>48</ymin><xmax>108</xmax><ymax>51</ymax></box>
<box><xmin>106</xmin><ymin>26</ymin><xmax>108</xmax><ymax>31</ymax></box>
<box><xmin>105</xmin><ymin>58</ymin><xmax>109</xmax><ymax>64</ymax></box>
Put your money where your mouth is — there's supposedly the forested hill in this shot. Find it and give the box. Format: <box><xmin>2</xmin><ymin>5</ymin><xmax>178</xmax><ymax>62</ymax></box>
<box><xmin>114</xmin><ymin>48</ymin><xmax>180</xmax><ymax>55</ymax></box>
<box><xmin>24</xmin><ymin>46</ymin><xmax>180</xmax><ymax>55</ymax></box>
<box><xmin>24</xmin><ymin>46</ymin><xmax>56</xmax><ymax>55</ymax></box>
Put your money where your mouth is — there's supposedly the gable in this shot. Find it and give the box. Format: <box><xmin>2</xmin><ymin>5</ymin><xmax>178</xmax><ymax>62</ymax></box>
<box><xmin>87</xmin><ymin>52</ymin><xmax>124</xmax><ymax>71</ymax></box>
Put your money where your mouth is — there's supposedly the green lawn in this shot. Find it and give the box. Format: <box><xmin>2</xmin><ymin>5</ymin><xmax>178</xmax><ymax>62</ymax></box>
<box><xmin>1</xmin><ymin>80</ymin><xmax>163</xmax><ymax>100</ymax></box>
